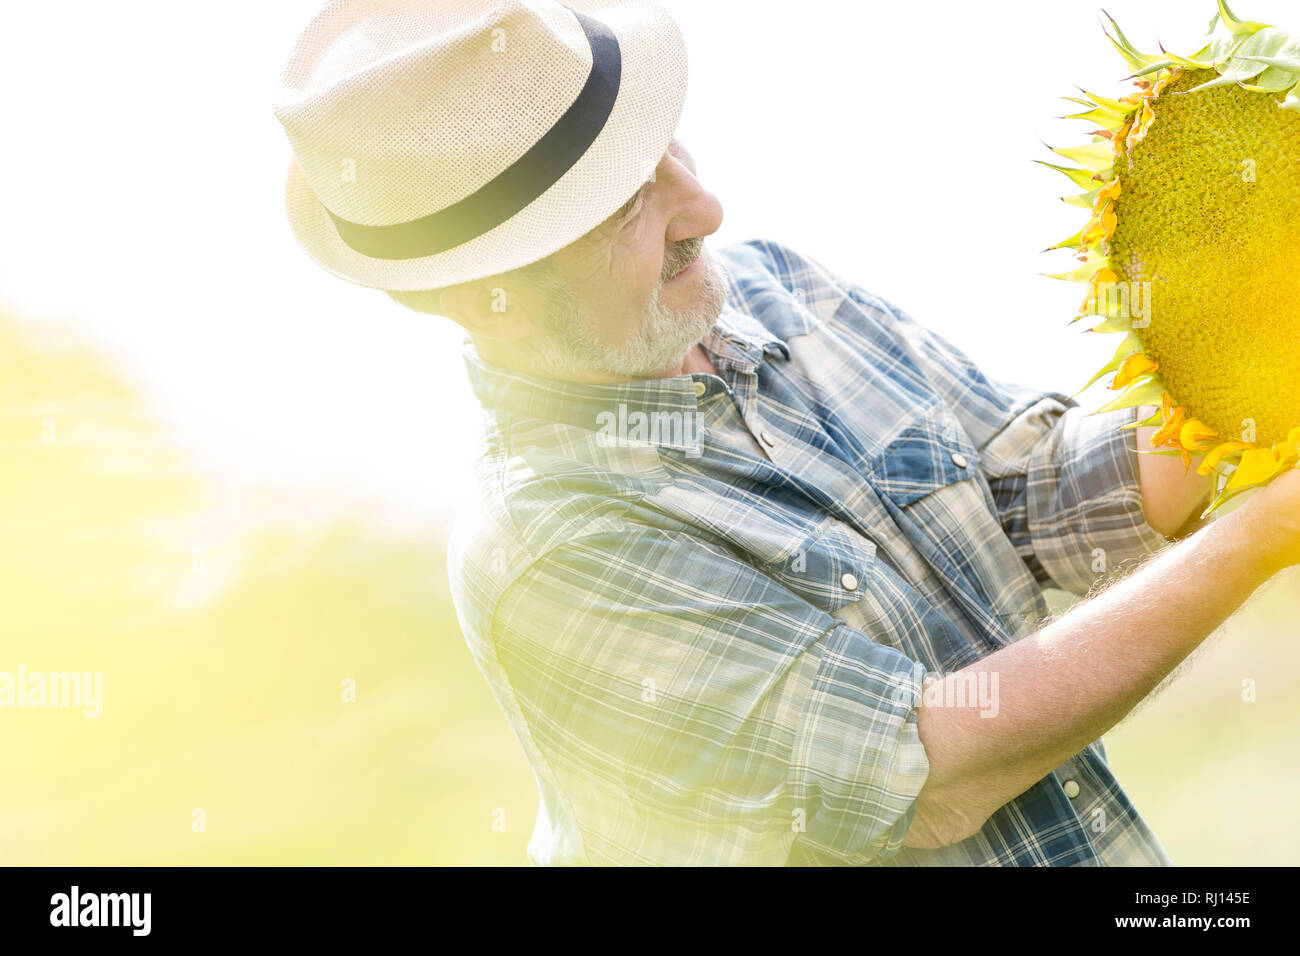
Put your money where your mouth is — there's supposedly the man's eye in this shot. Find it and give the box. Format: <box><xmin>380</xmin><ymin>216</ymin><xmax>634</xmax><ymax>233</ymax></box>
<box><xmin>619</xmin><ymin>197</ymin><xmax>641</xmax><ymax>223</ymax></box>
<box><xmin>617</xmin><ymin>188</ymin><xmax>648</xmax><ymax>225</ymax></box>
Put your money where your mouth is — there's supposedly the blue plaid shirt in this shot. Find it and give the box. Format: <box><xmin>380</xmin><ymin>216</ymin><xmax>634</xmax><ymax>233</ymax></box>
<box><xmin>448</xmin><ymin>238</ymin><xmax>1173</xmax><ymax>866</ymax></box>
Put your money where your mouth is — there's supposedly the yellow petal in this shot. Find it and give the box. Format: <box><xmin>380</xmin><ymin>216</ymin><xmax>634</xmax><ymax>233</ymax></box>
<box><xmin>1225</xmin><ymin>447</ymin><xmax>1288</xmax><ymax>491</ymax></box>
<box><xmin>1129</xmin><ymin>101</ymin><xmax>1157</xmax><ymax>149</ymax></box>
<box><xmin>1099</xmin><ymin>202</ymin><xmax>1118</xmax><ymax>240</ymax></box>
<box><xmin>1179</xmin><ymin>419</ymin><xmax>1218</xmax><ymax>451</ymax></box>
<box><xmin>1151</xmin><ymin>403</ymin><xmax>1186</xmax><ymax>448</ymax></box>
<box><xmin>1111</xmin><ymin>352</ymin><xmax>1158</xmax><ymax>389</ymax></box>
<box><xmin>1081</xmin><ymin>217</ymin><xmax>1107</xmax><ymax>248</ymax></box>
<box><xmin>1196</xmin><ymin>441</ymin><xmax>1251</xmax><ymax>476</ymax></box>
<box><xmin>1081</xmin><ymin>267</ymin><xmax>1120</xmax><ymax>313</ymax></box>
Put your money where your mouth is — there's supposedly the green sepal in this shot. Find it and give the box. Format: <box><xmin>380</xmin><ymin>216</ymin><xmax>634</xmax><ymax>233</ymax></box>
<box><xmin>1201</xmin><ymin>483</ymin><xmax>1255</xmax><ymax>519</ymax></box>
<box><xmin>1137</xmin><ymin>448</ymin><xmax>1187</xmax><ymax>458</ymax></box>
<box><xmin>1075</xmin><ymin>89</ymin><xmax>1139</xmax><ymax>115</ymax></box>
<box><xmin>1121</xmin><ymin>410</ymin><xmax>1165</xmax><ymax>430</ymax></box>
<box><xmin>1160</xmin><ymin>41</ymin><xmax>1216</xmax><ymax>69</ymax></box>
<box><xmin>1074</xmin><ymin>331</ymin><xmax>1146</xmax><ymax>394</ymax></box>
<box><xmin>1091</xmin><ymin>378</ymin><xmax>1165</xmax><ymax>414</ymax></box>
<box><xmin>1062</xmin><ymin>189</ymin><xmax>1102</xmax><ymax>209</ymax></box>
<box><xmin>1043</xmin><ymin>257</ymin><xmax>1109</xmax><ymax>283</ymax></box>
<box><xmin>1184</xmin><ymin>70</ymin><xmax>1260</xmax><ymax>94</ymax></box>
<box><xmin>1102</xmin><ymin>10</ymin><xmax>1166</xmax><ymax>72</ymax></box>
<box><xmin>1128</xmin><ymin>60</ymin><xmax>1179</xmax><ymax>80</ymax></box>
<box><xmin>1035</xmin><ymin>160</ymin><xmax>1105</xmax><ymax>190</ymax></box>
<box><xmin>1085</xmin><ymin>313</ymin><xmax>1135</xmax><ymax>333</ymax></box>
<box><xmin>1045</xmin><ymin>225</ymin><xmax>1087</xmax><ymax>252</ymax></box>
<box><xmin>1215</xmin><ymin>0</ymin><xmax>1270</xmax><ymax>38</ymax></box>
<box><xmin>1235</xmin><ymin>54</ymin><xmax>1300</xmax><ymax>68</ymax></box>
<box><xmin>1052</xmin><ymin>140</ymin><xmax>1116</xmax><ymax>171</ymax></box>
<box><xmin>1063</xmin><ymin>106</ymin><xmax>1125</xmax><ymax>126</ymax></box>
<box><xmin>1238</xmin><ymin>67</ymin><xmax>1300</xmax><ymax>92</ymax></box>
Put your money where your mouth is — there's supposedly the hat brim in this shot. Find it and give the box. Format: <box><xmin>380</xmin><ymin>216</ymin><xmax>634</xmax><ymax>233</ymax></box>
<box><xmin>283</xmin><ymin>0</ymin><xmax>687</xmax><ymax>291</ymax></box>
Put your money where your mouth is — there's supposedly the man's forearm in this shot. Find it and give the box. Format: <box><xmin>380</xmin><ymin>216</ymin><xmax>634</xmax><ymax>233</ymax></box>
<box><xmin>1135</xmin><ymin>404</ymin><xmax>1214</xmax><ymax>537</ymax></box>
<box><xmin>904</xmin><ymin>499</ymin><xmax>1279</xmax><ymax>849</ymax></box>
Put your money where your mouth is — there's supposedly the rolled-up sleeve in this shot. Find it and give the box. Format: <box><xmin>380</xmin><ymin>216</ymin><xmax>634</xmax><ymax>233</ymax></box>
<box><xmin>977</xmin><ymin>397</ymin><xmax>1169</xmax><ymax>596</ymax></box>
<box><xmin>491</xmin><ymin>526</ymin><xmax>930</xmax><ymax>865</ymax></box>
<box><xmin>788</xmin><ymin>622</ymin><xmax>930</xmax><ymax>861</ymax></box>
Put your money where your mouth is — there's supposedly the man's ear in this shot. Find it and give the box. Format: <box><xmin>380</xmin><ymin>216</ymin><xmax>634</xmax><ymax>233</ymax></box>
<box><xmin>441</xmin><ymin>280</ymin><xmax>539</xmax><ymax>341</ymax></box>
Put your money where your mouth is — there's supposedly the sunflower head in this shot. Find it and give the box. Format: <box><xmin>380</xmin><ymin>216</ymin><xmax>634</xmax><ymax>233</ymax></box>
<box><xmin>1045</xmin><ymin>1</ymin><xmax>1300</xmax><ymax>515</ymax></box>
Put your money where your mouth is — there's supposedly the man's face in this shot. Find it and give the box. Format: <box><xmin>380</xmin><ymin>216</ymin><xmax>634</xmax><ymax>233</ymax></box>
<box><xmin>528</xmin><ymin>138</ymin><xmax>727</xmax><ymax>380</ymax></box>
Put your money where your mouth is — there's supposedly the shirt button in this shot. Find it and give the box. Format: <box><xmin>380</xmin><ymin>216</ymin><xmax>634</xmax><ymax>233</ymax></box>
<box><xmin>1063</xmin><ymin>779</ymin><xmax>1081</xmax><ymax>799</ymax></box>
<box><xmin>951</xmin><ymin>452</ymin><xmax>969</xmax><ymax>469</ymax></box>
<box><xmin>693</xmin><ymin>380</ymin><xmax>707</xmax><ymax>398</ymax></box>
<box><xmin>759</xmin><ymin>431</ymin><xmax>776</xmax><ymax>448</ymax></box>
<box><xmin>840</xmin><ymin>572</ymin><xmax>859</xmax><ymax>591</ymax></box>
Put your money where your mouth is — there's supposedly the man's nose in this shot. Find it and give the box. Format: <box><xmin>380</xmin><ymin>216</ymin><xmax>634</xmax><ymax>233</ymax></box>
<box><xmin>663</xmin><ymin>169</ymin><xmax>724</xmax><ymax>244</ymax></box>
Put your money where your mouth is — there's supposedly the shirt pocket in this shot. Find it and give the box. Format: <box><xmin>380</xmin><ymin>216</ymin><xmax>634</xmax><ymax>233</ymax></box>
<box><xmin>865</xmin><ymin>403</ymin><xmax>982</xmax><ymax>505</ymax></box>
<box><xmin>761</xmin><ymin>517</ymin><xmax>879</xmax><ymax>616</ymax></box>
<box><xmin>773</xmin><ymin>514</ymin><xmax>981</xmax><ymax>675</ymax></box>
<box><xmin>650</xmin><ymin>484</ymin><xmax>877</xmax><ymax>617</ymax></box>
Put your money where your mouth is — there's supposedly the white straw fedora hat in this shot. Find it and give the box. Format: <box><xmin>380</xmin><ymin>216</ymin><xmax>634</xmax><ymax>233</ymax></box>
<box><xmin>272</xmin><ymin>0</ymin><xmax>687</xmax><ymax>291</ymax></box>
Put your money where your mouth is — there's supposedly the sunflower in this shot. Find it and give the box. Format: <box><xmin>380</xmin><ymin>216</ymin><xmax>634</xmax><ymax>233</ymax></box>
<box><xmin>1044</xmin><ymin>0</ymin><xmax>1300</xmax><ymax>515</ymax></box>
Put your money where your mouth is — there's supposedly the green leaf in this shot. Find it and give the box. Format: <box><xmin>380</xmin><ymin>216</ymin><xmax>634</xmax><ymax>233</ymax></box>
<box><xmin>1282</xmin><ymin>88</ymin><xmax>1300</xmax><ymax>111</ymax></box>
<box><xmin>1234</xmin><ymin>32</ymin><xmax>1300</xmax><ymax>72</ymax></box>
<box><xmin>1183</xmin><ymin>28</ymin><xmax>1292</xmax><ymax>94</ymax></box>
<box><xmin>1226</xmin><ymin>26</ymin><xmax>1292</xmax><ymax>65</ymax></box>
<box><xmin>1208</xmin><ymin>33</ymin><xmax>1247</xmax><ymax>64</ymax></box>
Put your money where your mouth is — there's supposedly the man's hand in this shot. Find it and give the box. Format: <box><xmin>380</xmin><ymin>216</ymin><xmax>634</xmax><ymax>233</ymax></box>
<box><xmin>1237</xmin><ymin>465</ymin><xmax>1300</xmax><ymax>576</ymax></box>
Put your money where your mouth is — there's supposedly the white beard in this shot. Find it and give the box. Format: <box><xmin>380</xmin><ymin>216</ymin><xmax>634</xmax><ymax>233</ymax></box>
<box><xmin>532</xmin><ymin>254</ymin><xmax>727</xmax><ymax>380</ymax></box>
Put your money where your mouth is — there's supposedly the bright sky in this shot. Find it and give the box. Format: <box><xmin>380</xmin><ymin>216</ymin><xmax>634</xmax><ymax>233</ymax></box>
<box><xmin>2</xmin><ymin>0</ymin><xmax>1278</xmax><ymax>531</ymax></box>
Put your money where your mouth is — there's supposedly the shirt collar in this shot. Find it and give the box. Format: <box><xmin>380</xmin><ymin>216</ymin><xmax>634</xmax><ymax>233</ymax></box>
<box><xmin>462</xmin><ymin>304</ymin><xmax>789</xmax><ymax>453</ymax></box>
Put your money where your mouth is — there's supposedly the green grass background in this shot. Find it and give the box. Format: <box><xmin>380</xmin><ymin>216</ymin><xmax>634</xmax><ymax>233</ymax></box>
<box><xmin>3</xmin><ymin>314</ymin><xmax>1295</xmax><ymax>865</ymax></box>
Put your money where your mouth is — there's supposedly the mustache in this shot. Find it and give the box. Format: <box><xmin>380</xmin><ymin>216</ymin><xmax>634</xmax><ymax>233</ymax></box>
<box><xmin>663</xmin><ymin>238</ymin><xmax>703</xmax><ymax>281</ymax></box>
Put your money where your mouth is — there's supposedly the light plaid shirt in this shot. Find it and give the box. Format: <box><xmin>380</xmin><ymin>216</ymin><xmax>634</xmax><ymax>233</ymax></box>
<box><xmin>448</xmin><ymin>238</ymin><xmax>1173</xmax><ymax>866</ymax></box>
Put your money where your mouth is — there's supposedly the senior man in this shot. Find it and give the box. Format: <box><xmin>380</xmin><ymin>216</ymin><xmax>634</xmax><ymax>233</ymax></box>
<box><xmin>273</xmin><ymin>0</ymin><xmax>1300</xmax><ymax>865</ymax></box>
